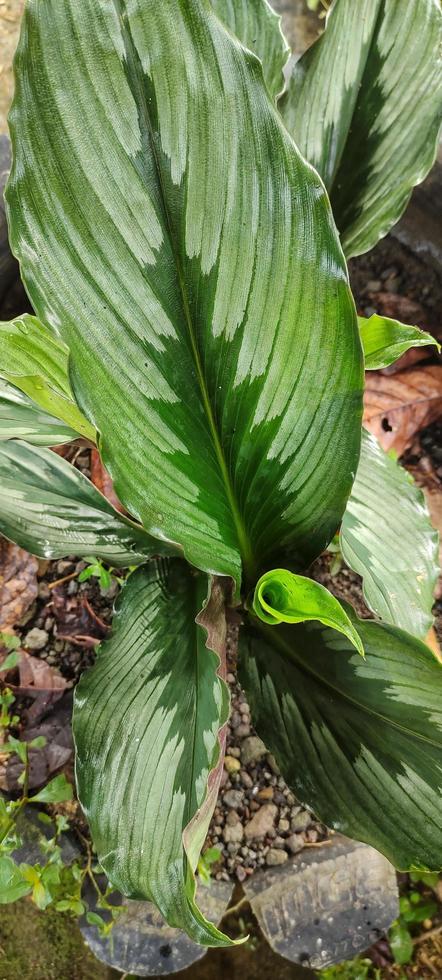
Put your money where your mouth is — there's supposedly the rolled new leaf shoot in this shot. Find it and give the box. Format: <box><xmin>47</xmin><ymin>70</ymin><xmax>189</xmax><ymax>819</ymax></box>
<box><xmin>359</xmin><ymin>315</ymin><xmax>439</xmax><ymax>371</ymax></box>
<box><xmin>252</xmin><ymin>568</ymin><xmax>364</xmax><ymax>657</ymax></box>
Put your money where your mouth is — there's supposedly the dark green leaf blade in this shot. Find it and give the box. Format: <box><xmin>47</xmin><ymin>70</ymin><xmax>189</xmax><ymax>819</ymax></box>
<box><xmin>252</xmin><ymin>567</ymin><xmax>364</xmax><ymax>655</ymax></box>
<box><xmin>239</xmin><ymin>613</ymin><xmax>442</xmax><ymax>871</ymax></box>
<box><xmin>359</xmin><ymin>315</ymin><xmax>439</xmax><ymax>371</ymax></box>
<box><xmin>0</xmin><ymin>440</ymin><xmax>168</xmax><ymax>565</ymax></box>
<box><xmin>211</xmin><ymin>0</ymin><xmax>290</xmax><ymax>98</ymax></box>
<box><xmin>0</xmin><ymin>378</ymin><xmax>78</xmax><ymax>446</ymax></box>
<box><xmin>74</xmin><ymin>561</ymin><xmax>233</xmax><ymax>945</ymax></box>
<box><xmin>279</xmin><ymin>0</ymin><xmax>442</xmax><ymax>258</ymax></box>
<box><xmin>341</xmin><ymin>429</ymin><xmax>439</xmax><ymax>638</ymax></box>
<box><xmin>0</xmin><ymin>315</ymin><xmax>96</xmax><ymax>441</ymax></box>
<box><xmin>7</xmin><ymin>0</ymin><xmax>363</xmax><ymax>590</ymax></box>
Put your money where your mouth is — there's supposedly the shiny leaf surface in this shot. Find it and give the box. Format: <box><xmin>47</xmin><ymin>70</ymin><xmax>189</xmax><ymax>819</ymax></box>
<box><xmin>0</xmin><ymin>440</ymin><xmax>164</xmax><ymax>565</ymax></box>
<box><xmin>0</xmin><ymin>378</ymin><xmax>77</xmax><ymax>446</ymax></box>
<box><xmin>279</xmin><ymin>0</ymin><xmax>442</xmax><ymax>257</ymax></box>
<box><xmin>0</xmin><ymin>315</ymin><xmax>95</xmax><ymax>441</ymax></box>
<box><xmin>359</xmin><ymin>315</ymin><xmax>439</xmax><ymax>371</ymax></box>
<box><xmin>341</xmin><ymin>429</ymin><xmax>439</xmax><ymax>638</ymax></box>
<box><xmin>7</xmin><ymin>0</ymin><xmax>363</xmax><ymax>591</ymax></box>
<box><xmin>211</xmin><ymin>0</ymin><xmax>290</xmax><ymax>98</ymax></box>
<box><xmin>74</xmin><ymin>560</ymin><xmax>232</xmax><ymax>945</ymax></box>
<box><xmin>240</xmin><ymin>612</ymin><xmax>442</xmax><ymax>871</ymax></box>
<box><xmin>252</xmin><ymin>567</ymin><xmax>364</xmax><ymax>655</ymax></box>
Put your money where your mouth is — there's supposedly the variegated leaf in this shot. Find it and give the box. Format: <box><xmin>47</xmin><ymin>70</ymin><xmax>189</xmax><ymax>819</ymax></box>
<box><xmin>341</xmin><ymin>429</ymin><xmax>439</xmax><ymax>638</ymax></box>
<box><xmin>0</xmin><ymin>440</ymin><xmax>165</xmax><ymax>566</ymax></box>
<box><xmin>279</xmin><ymin>0</ymin><xmax>442</xmax><ymax>257</ymax></box>
<box><xmin>211</xmin><ymin>0</ymin><xmax>290</xmax><ymax>98</ymax></box>
<box><xmin>7</xmin><ymin>0</ymin><xmax>363</xmax><ymax>592</ymax></box>
<box><xmin>240</xmin><ymin>612</ymin><xmax>442</xmax><ymax>871</ymax></box>
<box><xmin>0</xmin><ymin>378</ymin><xmax>77</xmax><ymax>446</ymax></box>
<box><xmin>74</xmin><ymin>560</ymin><xmax>232</xmax><ymax>945</ymax></box>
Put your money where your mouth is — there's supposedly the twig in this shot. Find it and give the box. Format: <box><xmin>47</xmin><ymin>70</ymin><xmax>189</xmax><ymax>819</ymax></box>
<box><xmin>48</xmin><ymin>571</ymin><xmax>78</xmax><ymax>590</ymax></box>
<box><xmin>413</xmin><ymin>924</ymin><xmax>442</xmax><ymax>946</ymax></box>
<box><xmin>221</xmin><ymin>896</ymin><xmax>249</xmax><ymax>920</ymax></box>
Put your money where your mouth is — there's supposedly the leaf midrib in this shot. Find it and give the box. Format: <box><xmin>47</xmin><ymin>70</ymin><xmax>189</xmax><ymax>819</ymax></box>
<box><xmin>113</xmin><ymin>0</ymin><xmax>255</xmax><ymax>584</ymax></box>
<box><xmin>257</xmin><ymin>620</ymin><xmax>442</xmax><ymax>749</ymax></box>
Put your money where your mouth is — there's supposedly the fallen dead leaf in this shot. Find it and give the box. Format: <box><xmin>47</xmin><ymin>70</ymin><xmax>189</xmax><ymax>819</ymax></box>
<box><xmin>0</xmin><ymin>692</ymin><xmax>73</xmax><ymax>792</ymax></box>
<box><xmin>364</xmin><ymin>365</ymin><xmax>442</xmax><ymax>457</ymax></box>
<box><xmin>52</xmin><ymin>585</ymin><xmax>109</xmax><ymax>646</ymax></box>
<box><xmin>364</xmin><ymin>291</ymin><xmax>431</xmax><ymax>328</ymax></box>
<box><xmin>0</xmin><ymin>537</ymin><xmax>38</xmax><ymax>630</ymax></box>
<box><xmin>91</xmin><ymin>448</ymin><xmax>125</xmax><ymax>513</ymax></box>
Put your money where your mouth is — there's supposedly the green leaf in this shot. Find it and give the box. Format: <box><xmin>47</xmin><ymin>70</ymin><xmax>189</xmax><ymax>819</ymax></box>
<box><xmin>0</xmin><ymin>856</ymin><xmax>32</xmax><ymax>903</ymax></box>
<box><xmin>7</xmin><ymin>0</ymin><xmax>363</xmax><ymax>592</ymax></box>
<box><xmin>341</xmin><ymin>429</ymin><xmax>440</xmax><ymax>638</ymax></box>
<box><xmin>0</xmin><ymin>378</ymin><xmax>78</xmax><ymax>446</ymax></box>
<box><xmin>252</xmin><ymin>568</ymin><xmax>364</xmax><ymax>656</ymax></box>
<box><xmin>239</xmin><ymin>611</ymin><xmax>442</xmax><ymax>871</ymax></box>
<box><xmin>0</xmin><ymin>440</ymin><xmax>171</xmax><ymax>566</ymax></box>
<box><xmin>29</xmin><ymin>774</ymin><xmax>73</xmax><ymax>804</ymax></box>
<box><xmin>279</xmin><ymin>0</ymin><xmax>442</xmax><ymax>258</ymax></box>
<box><xmin>359</xmin><ymin>315</ymin><xmax>439</xmax><ymax>370</ymax></box>
<box><xmin>0</xmin><ymin>315</ymin><xmax>96</xmax><ymax>441</ymax></box>
<box><xmin>389</xmin><ymin>920</ymin><xmax>413</xmax><ymax>966</ymax></box>
<box><xmin>0</xmin><ymin>651</ymin><xmax>20</xmax><ymax>672</ymax></box>
<box><xmin>211</xmin><ymin>0</ymin><xmax>290</xmax><ymax>98</ymax></box>
<box><xmin>74</xmin><ymin>560</ymin><xmax>234</xmax><ymax>946</ymax></box>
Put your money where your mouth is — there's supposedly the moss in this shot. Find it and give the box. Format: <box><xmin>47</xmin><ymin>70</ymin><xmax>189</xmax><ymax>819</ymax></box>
<box><xmin>0</xmin><ymin>898</ymin><xmax>112</xmax><ymax>980</ymax></box>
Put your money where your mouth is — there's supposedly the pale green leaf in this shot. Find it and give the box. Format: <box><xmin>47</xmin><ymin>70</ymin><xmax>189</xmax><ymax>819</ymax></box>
<box><xmin>0</xmin><ymin>315</ymin><xmax>95</xmax><ymax>441</ymax></box>
<box><xmin>341</xmin><ymin>429</ymin><xmax>440</xmax><ymax>638</ymax></box>
<box><xmin>7</xmin><ymin>0</ymin><xmax>363</xmax><ymax>592</ymax></box>
<box><xmin>0</xmin><ymin>439</ymin><xmax>169</xmax><ymax>566</ymax></box>
<box><xmin>0</xmin><ymin>856</ymin><xmax>32</xmax><ymax>903</ymax></box>
<box><xmin>211</xmin><ymin>0</ymin><xmax>290</xmax><ymax>98</ymax></box>
<box><xmin>30</xmin><ymin>774</ymin><xmax>73</xmax><ymax>804</ymax></box>
<box><xmin>74</xmin><ymin>560</ymin><xmax>234</xmax><ymax>946</ymax></box>
<box><xmin>0</xmin><ymin>378</ymin><xmax>78</xmax><ymax>446</ymax></box>
<box><xmin>279</xmin><ymin>0</ymin><xmax>442</xmax><ymax>257</ymax></box>
<box><xmin>239</xmin><ymin>612</ymin><xmax>442</xmax><ymax>871</ymax></box>
<box><xmin>252</xmin><ymin>568</ymin><xmax>364</xmax><ymax>655</ymax></box>
<box><xmin>359</xmin><ymin>314</ymin><xmax>439</xmax><ymax>370</ymax></box>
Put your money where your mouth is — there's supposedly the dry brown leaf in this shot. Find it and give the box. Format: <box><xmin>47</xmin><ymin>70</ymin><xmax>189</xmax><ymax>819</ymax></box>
<box><xmin>91</xmin><ymin>448</ymin><xmax>125</xmax><ymax>513</ymax></box>
<box><xmin>364</xmin><ymin>365</ymin><xmax>442</xmax><ymax>457</ymax></box>
<box><xmin>0</xmin><ymin>537</ymin><xmax>38</xmax><ymax>630</ymax></box>
<box><xmin>425</xmin><ymin>628</ymin><xmax>442</xmax><ymax>663</ymax></box>
<box><xmin>0</xmin><ymin>693</ymin><xmax>73</xmax><ymax>792</ymax></box>
<box><xmin>17</xmin><ymin>648</ymin><xmax>67</xmax><ymax>694</ymax></box>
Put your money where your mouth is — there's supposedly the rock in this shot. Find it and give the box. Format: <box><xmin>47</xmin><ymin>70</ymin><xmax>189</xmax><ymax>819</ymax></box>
<box><xmin>235</xmin><ymin>723</ymin><xmax>251</xmax><ymax>738</ymax></box>
<box><xmin>24</xmin><ymin>627</ymin><xmax>49</xmax><ymax>651</ymax></box>
<box><xmin>224</xmin><ymin>755</ymin><xmax>240</xmax><ymax>774</ymax></box>
<box><xmin>223</xmin><ymin>789</ymin><xmax>243</xmax><ymax>809</ymax></box>
<box><xmin>286</xmin><ymin>833</ymin><xmax>304</xmax><ymax>854</ymax></box>
<box><xmin>266</xmin><ymin>848</ymin><xmax>288</xmax><ymax>867</ymax></box>
<box><xmin>257</xmin><ymin>786</ymin><xmax>274</xmax><ymax>801</ymax></box>
<box><xmin>240</xmin><ymin>770</ymin><xmax>253</xmax><ymax>789</ymax></box>
<box><xmin>223</xmin><ymin>822</ymin><xmax>244</xmax><ymax>844</ymax></box>
<box><xmin>291</xmin><ymin>809</ymin><xmax>311</xmax><ymax>832</ymax></box>
<box><xmin>226</xmin><ymin>810</ymin><xmax>239</xmax><ymax>826</ymax></box>
<box><xmin>244</xmin><ymin>804</ymin><xmax>277</xmax><ymax>840</ymax></box>
<box><xmin>240</xmin><ymin>736</ymin><xmax>267</xmax><ymax>766</ymax></box>
<box><xmin>236</xmin><ymin>865</ymin><xmax>247</xmax><ymax>882</ymax></box>
<box><xmin>278</xmin><ymin>819</ymin><xmax>290</xmax><ymax>833</ymax></box>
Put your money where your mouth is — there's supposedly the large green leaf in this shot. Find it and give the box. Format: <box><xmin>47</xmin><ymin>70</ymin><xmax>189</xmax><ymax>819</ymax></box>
<box><xmin>252</xmin><ymin>567</ymin><xmax>364</xmax><ymax>655</ymax></box>
<box><xmin>74</xmin><ymin>560</ymin><xmax>232</xmax><ymax>945</ymax></box>
<box><xmin>0</xmin><ymin>440</ymin><xmax>165</xmax><ymax>566</ymax></box>
<box><xmin>211</xmin><ymin>0</ymin><xmax>290</xmax><ymax>98</ymax></box>
<box><xmin>359</xmin><ymin>315</ymin><xmax>439</xmax><ymax>371</ymax></box>
<box><xmin>0</xmin><ymin>378</ymin><xmax>77</xmax><ymax>446</ymax></box>
<box><xmin>279</xmin><ymin>0</ymin><xmax>442</xmax><ymax>258</ymax></box>
<box><xmin>7</xmin><ymin>0</ymin><xmax>363</xmax><ymax>591</ymax></box>
<box><xmin>341</xmin><ymin>429</ymin><xmax>439</xmax><ymax>639</ymax></box>
<box><xmin>0</xmin><ymin>315</ymin><xmax>95</xmax><ymax>441</ymax></box>
<box><xmin>239</xmin><ymin>612</ymin><xmax>442</xmax><ymax>871</ymax></box>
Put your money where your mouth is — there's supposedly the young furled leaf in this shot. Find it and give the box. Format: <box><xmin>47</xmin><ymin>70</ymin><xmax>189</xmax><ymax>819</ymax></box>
<box><xmin>359</xmin><ymin>315</ymin><xmax>439</xmax><ymax>371</ymax></box>
<box><xmin>7</xmin><ymin>0</ymin><xmax>363</xmax><ymax>593</ymax></box>
<box><xmin>252</xmin><ymin>568</ymin><xmax>364</xmax><ymax>656</ymax></box>
<box><xmin>279</xmin><ymin>0</ymin><xmax>442</xmax><ymax>257</ymax></box>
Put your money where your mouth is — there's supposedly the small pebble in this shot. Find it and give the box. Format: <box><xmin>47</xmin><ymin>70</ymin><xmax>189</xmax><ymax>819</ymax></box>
<box><xmin>224</xmin><ymin>755</ymin><xmax>241</xmax><ymax>774</ymax></box>
<box><xmin>223</xmin><ymin>789</ymin><xmax>244</xmax><ymax>809</ymax></box>
<box><xmin>223</xmin><ymin>823</ymin><xmax>243</xmax><ymax>844</ymax></box>
<box><xmin>24</xmin><ymin>627</ymin><xmax>48</xmax><ymax>651</ymax></box>
<box><xmin>240</xmin><ymin>736</ymin><xmax>267</xmax><ymax>766</ymax></box>
<box><xmin>266</xmin><ymin>848</ymin><xmax>288</xmax><ymax>867</ymax></box>
<box><xmin>291</xmin><ymin>810</ymin><xmax>311</xmax><ymax>832</ymax></box>
<box><xmin>287</xmin><ymin>833</ymin><xmax>305</xmax><ymax>854</ymax></box>
<box><xmin>244</xmin><ymin>804</ymin><xmax>277</xmax><ymax>840</ymax></box>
